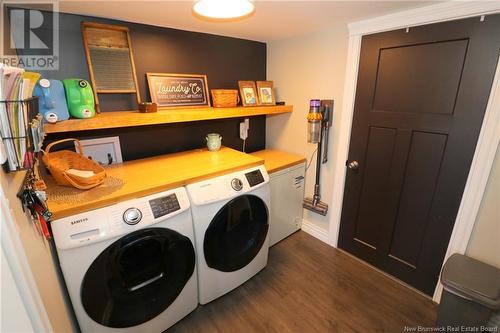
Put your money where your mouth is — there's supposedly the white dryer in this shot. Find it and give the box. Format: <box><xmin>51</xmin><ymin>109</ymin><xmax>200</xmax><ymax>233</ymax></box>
<box><xmin>186</xmin><ymin>165</ymin><xmax>270</xmax><ymax>304</ymax></box>
<box><xmin>51</xmin><ymin>187</ymin><xmax>197</xmax><ymax>332</ymax></box>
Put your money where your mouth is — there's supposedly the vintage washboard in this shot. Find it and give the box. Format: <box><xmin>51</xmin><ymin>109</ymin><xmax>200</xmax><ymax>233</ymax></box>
<box><xmin>81</xmin><ymin>22</ymin><xmax>141</xmax><ymax>112</ymax></box>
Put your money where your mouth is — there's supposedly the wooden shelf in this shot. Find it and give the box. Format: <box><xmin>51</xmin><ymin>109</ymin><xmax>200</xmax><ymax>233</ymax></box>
<box><xmin>44</xmin><ymin>105</ymin><xmax>292</xmax><ymax>134</ymax></box>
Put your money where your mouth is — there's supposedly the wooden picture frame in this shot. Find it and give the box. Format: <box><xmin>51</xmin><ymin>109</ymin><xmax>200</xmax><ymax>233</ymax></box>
<box><xmin>81</xmin><ymin>22</ymin><xmax>141</xmax><ymax>113</ymax></box>
<box><xmin>256</xmin><ymin>81</ymin><xmax>276</xmax><ymax>105</ymax></box>
<box><xmin>146</xmin><ymin>73</ymin><xmax>210</xmax><ymax>108</ymax></box>
<box><xmin>238</xmin><ymin>81</ymin><xmax>259</xmax><ymax>106</ymax></box>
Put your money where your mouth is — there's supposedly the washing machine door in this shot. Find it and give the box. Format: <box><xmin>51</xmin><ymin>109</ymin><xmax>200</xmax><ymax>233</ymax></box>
<box><xmin>80</xmin><ymin>227</ymin><xmax>195</xmax><ymax>328</ymax></box>
<box><xmin>204</xmin><ymin>194</ymin><xmax>269</xmax><ymax>272</ymax></box>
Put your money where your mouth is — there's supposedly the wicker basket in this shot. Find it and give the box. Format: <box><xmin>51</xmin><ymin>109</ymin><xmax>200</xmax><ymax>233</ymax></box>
<box><xmin>42</xmin><ymin>138</ymin><xmax>106</xmax><ymax>190</ymax></box>
<box><xmin>211</xmin><ymin>89</ymin><xmax>240</xmax><ymax>108</ymax></box>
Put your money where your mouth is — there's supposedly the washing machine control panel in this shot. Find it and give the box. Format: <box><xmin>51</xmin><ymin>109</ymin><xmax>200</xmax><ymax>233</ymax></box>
<box><xmin>123</xmin><ymin>208</ymin><xmax>142</xmax><ymax>225</ymax></box>
<box><xmin>51</xmin><ymin>187</ymin><xmax>191</xmax><ymax>250</ymax></box>
<box><xmin>245</xmin><ymin>169</ymin><xmax>265</xmax><ymax>187</ymax></box>
<box><xmin>149</xmin><ymin>193</ymin><xmax>181</xmax><ymax>219</ymax></box>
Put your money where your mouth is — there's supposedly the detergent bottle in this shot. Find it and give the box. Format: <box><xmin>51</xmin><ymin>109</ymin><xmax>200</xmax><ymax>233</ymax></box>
<box><xmin>33</xmin><ymin>79</ymin><xmax>70</xmax><ymax>123</ymax></box>
<box><xmin>63</xmin><ymin>79</ymin><xmax>96</xmax><ymax>118</ymax></box>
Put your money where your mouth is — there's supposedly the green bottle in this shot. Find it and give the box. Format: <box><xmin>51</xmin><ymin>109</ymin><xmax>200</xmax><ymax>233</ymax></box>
<box><xmin>63</xmin><ymin>79</ymin><xmax>96</xmax><ymax>119</ymax></box>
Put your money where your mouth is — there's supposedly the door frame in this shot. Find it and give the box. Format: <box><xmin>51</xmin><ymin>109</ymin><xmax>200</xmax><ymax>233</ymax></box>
<box><xmin>328</xmin><ymin>1</ymin><xmax>500</xmax><ymax>302</ymax></box>
<box><xmin>0</xmin><ymin>186</ymin><xmax>54</xmax><ymax>332</ymax></box>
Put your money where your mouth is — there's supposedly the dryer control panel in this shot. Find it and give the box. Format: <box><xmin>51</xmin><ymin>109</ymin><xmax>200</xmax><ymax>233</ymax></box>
<box><xmin>245</xmin><ymin>169</ymin><xmax>265</xmax><ymax>187</ymax></box>
<box><xmin>186</xmin><ymin>165</ymin><xmax>269</xmax><ymax>206</ymax></box>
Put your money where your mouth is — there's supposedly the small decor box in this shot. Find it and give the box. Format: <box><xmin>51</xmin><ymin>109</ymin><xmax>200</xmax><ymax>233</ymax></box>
<box><xmin>211</xmin><ymin>89</ymin><xmax>239</xmax><ymax>108</ymax></box>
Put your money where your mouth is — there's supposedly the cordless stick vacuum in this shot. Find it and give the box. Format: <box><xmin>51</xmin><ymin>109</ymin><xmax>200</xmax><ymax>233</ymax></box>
<box><xmin>303</xmin><ymin>99</ymin><xmax>333</xmax><ymax>216</ymax></box>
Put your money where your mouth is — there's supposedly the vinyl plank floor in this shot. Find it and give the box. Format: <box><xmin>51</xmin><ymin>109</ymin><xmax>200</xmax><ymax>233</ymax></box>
<box><xmin>168</xmin><ymin>231</ymin><xmax>437</xmax><ymax>332</ymax></box>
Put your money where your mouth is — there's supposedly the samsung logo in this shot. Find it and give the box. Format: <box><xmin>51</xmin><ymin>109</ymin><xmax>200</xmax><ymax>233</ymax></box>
<box><xmin>71</xmin><ymin>218</ymin><xmax>88</xmax><ymax>225</ymax></box>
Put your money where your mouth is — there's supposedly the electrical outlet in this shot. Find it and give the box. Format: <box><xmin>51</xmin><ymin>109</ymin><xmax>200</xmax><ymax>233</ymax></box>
<box><xmin>76</xmin><ymin>136</ymin><xmax>123</xmax><ymax>166</ymax></box>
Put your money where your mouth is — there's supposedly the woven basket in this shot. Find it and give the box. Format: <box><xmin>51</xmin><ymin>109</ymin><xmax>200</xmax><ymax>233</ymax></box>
<box><xmin>211</xmin><ymin>89</ymin><xmax>240</xmax><ymax>108</ymax></box>
<box><xmin>42</xmin><ymin>138</ymin><xmax>106</xmax><ymax>190</ymax></box>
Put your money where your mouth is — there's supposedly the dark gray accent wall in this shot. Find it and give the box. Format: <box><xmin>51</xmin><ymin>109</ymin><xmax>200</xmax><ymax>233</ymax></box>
<box><xmin>17</xmin><ymin>10</ymin><xmax>267</xmax><ymax>159</ymax></box>
<box><xmin>49</xmin><ymin>117</ymin><xmax>267</xmax><ymax>161</ymax></box>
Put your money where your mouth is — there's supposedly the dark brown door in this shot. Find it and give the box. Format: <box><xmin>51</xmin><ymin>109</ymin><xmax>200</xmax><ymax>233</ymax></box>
<box><xmin>338</xmin><ymin>15</ymin><xmax>500</xmax><ymax>295</ymax></box>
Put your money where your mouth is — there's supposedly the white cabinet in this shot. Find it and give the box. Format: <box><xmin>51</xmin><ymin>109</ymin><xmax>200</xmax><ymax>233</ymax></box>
<box><xmin>269</xmin><ymin>163</ymin><xmax>306</xmax><ymax>246</ymax></box>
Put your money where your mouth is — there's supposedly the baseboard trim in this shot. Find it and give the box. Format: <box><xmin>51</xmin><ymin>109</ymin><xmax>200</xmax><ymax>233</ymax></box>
<box><xmin>301</xmin><ymin>219</ymin><xmax>330</xmax><ymax>244</ymax></box>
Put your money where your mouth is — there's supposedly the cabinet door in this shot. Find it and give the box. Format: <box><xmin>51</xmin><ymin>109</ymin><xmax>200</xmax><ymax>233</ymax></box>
<box><xmin>269</xmin><ymin>164</ymin><xmax>305</xmax><ymax>246</ymax></box>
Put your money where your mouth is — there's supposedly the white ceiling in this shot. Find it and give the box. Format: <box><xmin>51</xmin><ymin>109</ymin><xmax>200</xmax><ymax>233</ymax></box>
<box><xmin>58</xmin><ymin>1</ymin><xmax>439</xmax><ymax>42</ymax></box>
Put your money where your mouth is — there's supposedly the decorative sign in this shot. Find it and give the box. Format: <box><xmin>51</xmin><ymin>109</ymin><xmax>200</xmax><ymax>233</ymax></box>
<box><xmin>146</xmin><ymin>73</ymin><xmax>210</xmax><ymax>108</ymax></box>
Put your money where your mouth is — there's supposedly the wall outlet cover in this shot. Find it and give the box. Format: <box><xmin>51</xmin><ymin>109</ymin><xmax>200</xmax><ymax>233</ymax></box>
<box><xmin>240</xmin><ymin>122</ymin><xmax>248</xmax><ymax>140</ymax></box>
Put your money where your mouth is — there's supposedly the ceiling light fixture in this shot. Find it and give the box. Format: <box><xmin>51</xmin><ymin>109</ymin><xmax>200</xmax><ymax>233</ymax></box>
<box><xmin>193</xmin><ymin>0</ymin><xmax>255</xmax><ymax>21</ymax></box>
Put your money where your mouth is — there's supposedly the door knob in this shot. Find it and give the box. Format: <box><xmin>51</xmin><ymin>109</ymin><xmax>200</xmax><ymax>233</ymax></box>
<box><xmin>347</xmin><ymin>160</ymin><xmax>359</xmax><ymax>170</ymax></box>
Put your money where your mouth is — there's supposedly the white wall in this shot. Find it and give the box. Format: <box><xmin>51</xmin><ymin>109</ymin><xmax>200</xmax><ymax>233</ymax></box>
<box><xmin>267</xmin><ymin>24</ymin><xmax>349</xmax><ymax>233</ymax></box>
<box><xmin>466</xmin><ymin>144</ymin><xmax>500</xmax><ymax>268</ymax></box>
<box><xmin>1</xmin><ymin>171</ymin><xmax>75</xmax><ymax>333</ymax></box>
<box><xmin>1</xmin><ymin>245</ymin><xmax>35</xmax><ymax>332</ymax></box>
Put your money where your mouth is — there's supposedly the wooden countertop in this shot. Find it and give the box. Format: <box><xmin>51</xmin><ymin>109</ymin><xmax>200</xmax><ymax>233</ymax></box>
<box><xmin>250</xmin><ymin>149</ymin><xmax>306</xmax><ymax>174</ymax></box>
<box><xmin>46</xmin><ymin>147</ymin><xmax>263</xmax><ymax>220</ymax></box>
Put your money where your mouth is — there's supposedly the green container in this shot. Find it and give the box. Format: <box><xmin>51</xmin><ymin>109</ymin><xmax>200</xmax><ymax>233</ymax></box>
<box><xmin>63</xmin><ymin>79</ymin><xmax>96</xmax><ymax>119</ymax></box>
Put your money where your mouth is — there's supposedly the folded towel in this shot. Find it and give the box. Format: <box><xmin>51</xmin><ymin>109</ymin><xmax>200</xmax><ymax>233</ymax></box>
<box><xmin>66</xmin><ymin>168</ymin><xmax>95</xmax><ymax>178</ymax></box>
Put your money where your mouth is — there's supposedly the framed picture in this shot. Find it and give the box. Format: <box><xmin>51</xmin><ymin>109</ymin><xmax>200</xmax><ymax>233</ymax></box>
<box><xmin>256</xmin><ymin>81</ymin><xmax>276</xmax><ymax>105</ymax></box>
<box><xmin>146</xmin><ymin>73</ymin><xmax>210</xmax><ymax>108</ymax></box>
<box><xmin>238</xmin><ymin>81</ymin><xmax>259</xmax><ymax>106</ymax></box>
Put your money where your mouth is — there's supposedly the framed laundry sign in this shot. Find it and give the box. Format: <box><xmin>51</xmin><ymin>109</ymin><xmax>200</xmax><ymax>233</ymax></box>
<box><xmin>146</xmin><ymin>73</ymin><xmax>210</xmax><ymax>108</ymax></box>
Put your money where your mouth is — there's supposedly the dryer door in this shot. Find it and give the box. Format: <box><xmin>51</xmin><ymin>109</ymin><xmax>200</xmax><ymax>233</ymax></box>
<box><xmin>80</xmin><ymin>227</ymin><xmax>195</xmax><ymax>328</ymax></box>
<box><xmin>204</xmin><ymin>195</ymin><xmax>269</xmax><ymax>272</ymax></box>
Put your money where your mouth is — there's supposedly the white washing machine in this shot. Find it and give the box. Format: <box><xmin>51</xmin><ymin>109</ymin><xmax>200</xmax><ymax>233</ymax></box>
<box><xmin>51</xmin><ymin>187</ymin><xmax>197</xmax><ymax>333</ymax></box>
<box><xmin>186</xmin><ymin>165</ymin><xmax>271</xmax><ymax>304</ymax></box>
